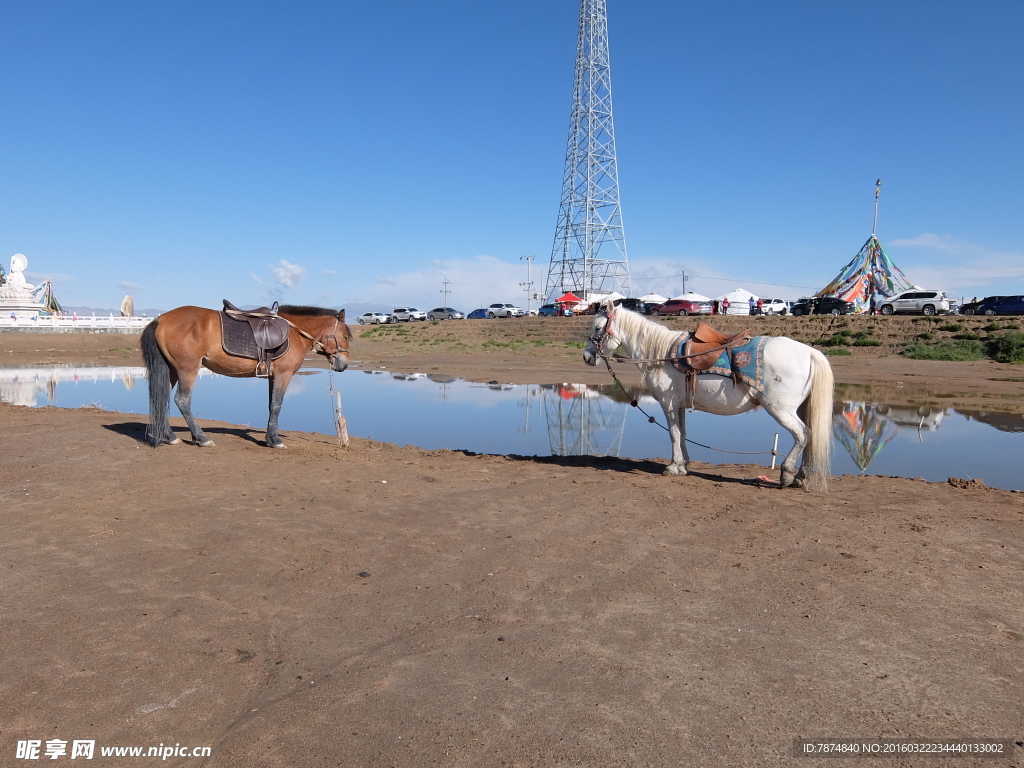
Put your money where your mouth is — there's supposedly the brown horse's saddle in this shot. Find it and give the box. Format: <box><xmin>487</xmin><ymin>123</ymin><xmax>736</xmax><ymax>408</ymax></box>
<box><xmin>220</xmin><ymin>300</ymin><xmax>291</xmax><ymax>376</ymax></box>
<box><xmin>682</xmin><ymin>322</ymin><xmax>752</xmax><ymax>371</ymax></box>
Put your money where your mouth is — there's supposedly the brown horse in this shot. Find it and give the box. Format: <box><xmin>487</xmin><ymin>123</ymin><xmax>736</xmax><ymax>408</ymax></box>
<box><xmin>141</xmin><ymin>304</ymin><xmax>350</xmax><ymax>448</ymax></box>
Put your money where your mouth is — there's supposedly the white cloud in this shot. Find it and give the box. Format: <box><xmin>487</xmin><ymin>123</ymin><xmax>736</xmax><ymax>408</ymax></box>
<box><xmin>889</xmin><ymin>233</ymin><xmax>965</xmax><ymax>253</ymax></box>
<box><xmin>271</xmin><ymin>259</ymin><xmax>305</xmax><ymax>290</ymax></box>
<box><xmin>887</xmin><ymin>233</ymin><xmax>1024</xmax><ymax>294</ymax></box>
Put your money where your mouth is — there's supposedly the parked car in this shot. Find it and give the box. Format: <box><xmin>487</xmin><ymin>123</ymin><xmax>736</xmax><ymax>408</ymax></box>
<box><xmin>487</xmin><ymin>303</ymin><xmax>524</xmax><ymax>318</ymax></box>
<box><xmin>877</xmin><ymin>290</ymin><xmax>950</xmax><ymax>316</ymax></box>
<box><xmin>760</xmin><ymin>298</ymin><xmax>791</xmax><ymax>315</ymax></box>
<box><xmin>427</xmin><ymin>307</ymin><xmax>463</xmax><ymax>320</ymax></box>
<box><xmin>960</xmin><ymin>296</ymin><xmax>1005</xmax><ymax>315</ymax></box>
<box><xmin>391</xmin><ymin>307</ymin><xmax>427</xmax><ymax>322</ymax></box>
<box><xmin>975</xmin><ymin>295</ymin><xmax>1024</xmax><ymax>315</ymax></box>
<box><xmin>648</xmin><ymin>299</ymin><xmax>712</xmax><ymax>316</ymax></box>
<box><xmin>466</xmin><ymin>308</ymin><xmax>490</xmax><ymax>319</ymax></box>
<box><xmin>538</xmin><ymin>303</ymin><xmax>574</xmax><ymax>316</ymax></box>
<box><xmin>790</xmin><ymin>296</ymin><xmax>854</xmax><ymax>316</ymax></box>
<box><xmin>357</xmin><ymin>312</ymin><xmax>392</xmax><ymax>324</ymax></box>
<box><xmin>615</xmin><ymin>298</ymin><xmax>647</xmax><ymax>313</ymax></box>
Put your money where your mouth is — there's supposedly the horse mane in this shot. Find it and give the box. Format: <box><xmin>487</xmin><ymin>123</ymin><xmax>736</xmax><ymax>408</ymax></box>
<box><xmin>610</xmin><ymin>306</ymin><xmax>680</xmax><ymax>361</ymax></box>
<box><xmin>278</xmin><ymin>305</ymin><xmax>341</xmax><ymax>317</ymax></box>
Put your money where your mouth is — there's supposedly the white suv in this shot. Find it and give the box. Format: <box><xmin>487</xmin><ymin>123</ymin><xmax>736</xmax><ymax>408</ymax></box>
<box><xmin>391</xmin><ymin>307</ymin><xmax>427</xmax><ymax>322</ymax></box>
<box><xmin>878</xmin><ymin>290</ymin><xmax>950</xmax><ymax>316</ymax></box>
<box><xmin>760</xmin><ymin>298</ymin><xmax>791</xmax><ymax>315</ymax></box>
<box><xmin>487</xmin><ymin>303</ymin><xmax>524</xmax><ymax>318</ymax></box>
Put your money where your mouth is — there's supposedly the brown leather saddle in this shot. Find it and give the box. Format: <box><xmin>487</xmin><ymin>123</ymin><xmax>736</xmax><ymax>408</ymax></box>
<box><xmin>677</xmin><ymin>322</ymin><xmax>752</xmax><ymax>407</ymax></box>
<box><xmin>682</xmin><ymin>322</ymin><xmax>752</xmax><ymax>370</ymax></box>
<box><xmin>220</xmin><ymin>300</ymin><xmax>292</xmax><ymax>376</ymax></box>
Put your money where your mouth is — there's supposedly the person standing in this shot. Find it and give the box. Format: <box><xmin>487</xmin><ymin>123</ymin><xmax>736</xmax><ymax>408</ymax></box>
<box><xmin>722</xmin><ymin>297</ymin><xmax>731</xmax><ymax>315</ymax></box>
<box><xmin>756</xmin><ymin>298</ymin><xmax>764</xmax><ymax>315</ymax></box>
<box><xmin>749</xmin><ymin>297</ymin><xmax>756</xmax><ymax>315</ymax></box>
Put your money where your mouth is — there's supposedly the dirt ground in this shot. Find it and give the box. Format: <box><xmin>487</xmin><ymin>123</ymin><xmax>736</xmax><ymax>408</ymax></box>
<box><xmin>1</xmin><ymin>322</ymin><xmax>1023</xmax><ymax>767</ymax></box>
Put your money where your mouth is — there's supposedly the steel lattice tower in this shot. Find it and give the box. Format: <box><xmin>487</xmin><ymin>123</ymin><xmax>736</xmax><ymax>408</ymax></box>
<box><xmin>545</xmin><ymin>0</ymin><xmax>630</xmax><ymax>302</ymax></box>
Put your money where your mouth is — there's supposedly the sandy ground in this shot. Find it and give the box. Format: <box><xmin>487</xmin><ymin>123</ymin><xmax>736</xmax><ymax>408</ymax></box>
<box><xmin>1</xmin><ymin>322</ymin><xmax>1023</xmax><ymax>766</ymax></box>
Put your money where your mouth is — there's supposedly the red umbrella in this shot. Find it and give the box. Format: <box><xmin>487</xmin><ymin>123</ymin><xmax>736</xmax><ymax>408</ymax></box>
<box><xmin>555</xmin><ymin>292</ymin><xmax>581</xmax><ymax>304</ymax></box>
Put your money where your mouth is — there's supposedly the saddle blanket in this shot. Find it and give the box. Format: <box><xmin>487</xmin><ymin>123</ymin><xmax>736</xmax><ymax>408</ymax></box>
<box><xmin>671</xmin><ymin>333</ymin><xmax>769</xmax><ymax>394</ymax></box>
<box><xmin>219</xmin><ymin>311</ymin><xmax>291</xmax><ymax>362</ymax></box>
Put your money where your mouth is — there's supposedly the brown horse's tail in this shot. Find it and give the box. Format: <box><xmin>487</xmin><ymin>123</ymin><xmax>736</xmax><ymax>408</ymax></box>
<box><xmin>141</xmin><ymin>320</ymin><xmax>171</xmax><ymax>446</ymax></box>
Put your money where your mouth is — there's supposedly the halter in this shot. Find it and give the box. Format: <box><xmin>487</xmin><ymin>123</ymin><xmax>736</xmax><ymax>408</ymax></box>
<box><xmin>288</xmin><ymin>316</ymin><xmax>348</xmax><ymax>358</ymax></box>
<box><xmin>587</xmin><ymin>311</ymin><xmax>616</xmax><ymax>358</ymax></box>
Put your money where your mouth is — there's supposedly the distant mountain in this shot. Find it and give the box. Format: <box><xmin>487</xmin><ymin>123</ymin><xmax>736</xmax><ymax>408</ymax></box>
<box><xmin>340</xmin><ymin>302</ymin><xmax>395</xmax><ymax>316</ymax></box>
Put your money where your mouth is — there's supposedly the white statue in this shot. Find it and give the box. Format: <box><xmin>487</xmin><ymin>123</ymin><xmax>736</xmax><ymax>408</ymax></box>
<box><xmin>0</xmin><ymin>254</ymin><xmax>35</xmax><ymax>299</ymax></box>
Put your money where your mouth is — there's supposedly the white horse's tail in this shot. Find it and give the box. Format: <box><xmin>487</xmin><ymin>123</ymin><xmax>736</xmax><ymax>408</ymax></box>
<box><xmin>803</xmin><ymin>350</ymin><xmax>835</xmax><ymax>492</ymax></box>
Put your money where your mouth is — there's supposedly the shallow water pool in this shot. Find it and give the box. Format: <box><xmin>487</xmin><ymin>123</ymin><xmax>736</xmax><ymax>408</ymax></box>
<box><xmin>2</xmin><ymin>364</ymin><xmax>1021</xmax><ymax>491</ymax></box>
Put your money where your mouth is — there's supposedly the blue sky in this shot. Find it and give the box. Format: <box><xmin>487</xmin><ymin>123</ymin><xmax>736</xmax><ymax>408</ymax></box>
<box><xmin>2</xmin><ymin>0</ymin><xmax>1021</xmax><ymax>313</ymax></box>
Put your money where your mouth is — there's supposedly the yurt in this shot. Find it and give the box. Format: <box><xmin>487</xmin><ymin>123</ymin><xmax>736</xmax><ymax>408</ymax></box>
<box><xmin>713</xmin><ymin>288</ymin><xmax>759</xmax><ymax>315</ymax></box>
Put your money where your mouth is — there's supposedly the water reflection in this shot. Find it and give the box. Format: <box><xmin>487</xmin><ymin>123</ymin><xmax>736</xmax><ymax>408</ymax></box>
<box><xmin>2</xmin><ymin>364</ymin><xmax>1021</xmax><ymax>491</ymax></box>
<box><xmin>833</xmin><ymin>403</ymin><xmax>945</xmax><ymax>471</ymax></box>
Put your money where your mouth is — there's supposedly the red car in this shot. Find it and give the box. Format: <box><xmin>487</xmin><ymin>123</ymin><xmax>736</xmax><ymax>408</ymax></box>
<box><xmin>648</xmin><ymin>299</ymin><xmax>712</xmax><ymax>316</ymax></box>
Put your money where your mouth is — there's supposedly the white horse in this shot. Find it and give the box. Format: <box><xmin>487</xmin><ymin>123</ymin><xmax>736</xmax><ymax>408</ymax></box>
<box><xmin>583</xmin><ymin>302</ymin><xmax>834</xmax><ymax>490</ymax></box>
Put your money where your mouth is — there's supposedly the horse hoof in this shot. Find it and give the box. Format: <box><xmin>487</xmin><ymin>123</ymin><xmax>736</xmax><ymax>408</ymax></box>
<box><xmin>662</xmin><ymin>465</ymin><xmax>686</xmax><ymax>476</ymax></box>
<box><xmin>269</xmin><ymin>441</ymin><xmax>287</xmax><ymax>449</ymax></box>
<box><xmin>198</xmin><ymin>439</ymin><xmax>216</xmax><ymax>447</ymax></box>
<box><xmin>166</xmin><ymin>437</ymin><xmax>181</xmax><ymax>445</ymax></box>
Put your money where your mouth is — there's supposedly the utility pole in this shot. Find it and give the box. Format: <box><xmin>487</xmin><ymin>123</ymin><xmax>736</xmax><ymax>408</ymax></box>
<box><xmin>440</xmin><ymin>275</ymin><xmax>452</xmax><ymax>306</ymax></box>
<box><xmin>520</xmin><ymin>255</ymin><xmax>536</xmax><ymax>312</ymax></box>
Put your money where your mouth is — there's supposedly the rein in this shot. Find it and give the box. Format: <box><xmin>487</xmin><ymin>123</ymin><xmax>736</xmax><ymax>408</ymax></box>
<box><xmin>224</xmin><ymin>308</ymin><xmax>348</xmax><ymax>356</ymax></box>
<box><xmin>588</xmin><ymin>316</ymin><xmax>732</xmax><ymax>365</ymax></box>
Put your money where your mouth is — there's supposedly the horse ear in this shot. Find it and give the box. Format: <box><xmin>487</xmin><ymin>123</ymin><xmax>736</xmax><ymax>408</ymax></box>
<box><xmin>338</xmin><ymin>308</ymin><xmax>346</xmax><ymax>322</ymax></box>
<box><xmin>604</xmin><ymin>299</ymin><xmax>616</xmax><ymax>314</ymax></box>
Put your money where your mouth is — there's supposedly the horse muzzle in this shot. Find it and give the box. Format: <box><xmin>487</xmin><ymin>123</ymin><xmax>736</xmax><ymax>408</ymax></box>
<box><xmin>329</xmin><ymin>354</ymin><xmax>349</xmax><ymax>372</ymax></box>
<box><xmin>583</xmin><ymin>349</ymin><xmax>597</xmax><ymax>366</ymax></box>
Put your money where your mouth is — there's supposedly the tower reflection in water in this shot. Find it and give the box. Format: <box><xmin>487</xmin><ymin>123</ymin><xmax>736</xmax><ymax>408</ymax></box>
<box><xmin>539</xmin><ymin>383</ymin><xmax>630</xmax><ymax>456</ymax></box>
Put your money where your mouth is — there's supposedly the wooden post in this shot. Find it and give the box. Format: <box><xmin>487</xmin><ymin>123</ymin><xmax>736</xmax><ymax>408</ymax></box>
<box><xmin>334</xmin><ymin>390</ymin><xmax>349</xmax><ymax>448</ymax></box>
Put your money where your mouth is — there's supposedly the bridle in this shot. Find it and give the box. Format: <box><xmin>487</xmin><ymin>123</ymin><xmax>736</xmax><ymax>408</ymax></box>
<box><xmin>587</xmin><ymin>311</ymin><xmax>616</xmax><ymax>359</ymax></box>
<box><xmin>285</xmin><ymin>316</ymin><xmax>349</xmax><ymax>361</ymax></box>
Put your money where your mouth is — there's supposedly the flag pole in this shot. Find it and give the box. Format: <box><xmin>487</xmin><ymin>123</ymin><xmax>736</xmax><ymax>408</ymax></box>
<box><xmin>872</xmin><ymin>178</ymin><xmax>881</xmax><ymax>236</ymax></box>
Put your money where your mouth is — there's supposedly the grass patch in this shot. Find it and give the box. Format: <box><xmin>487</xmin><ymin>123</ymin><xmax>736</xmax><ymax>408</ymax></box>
<box><xmin>986</xmin><ymin>332</ymin><xmax>1024</xmax><ymax>364</ymax></box>
<box><xmin>852</xmin><ymin>338</ymin><xmax>882</xmax><ymax>347</ymax></box>
<box><xmin>952</xmin><ymin>332</ymin><xmax>981</xmax><ymax>341</ymax></box>
<box><xmin>564</xmin><ymin>341</ymin><xmax>585</xmax><ymax>349</ymax></box>
<box><xmin>916</xmin><ymin>332</ymin><xmax>933</xmax><ymax>341</ymax></box>
<box><xmin>822</xmin><ymin>347</ymin><xmax>851</xmax><ymax>356</ymax></box>
<box><xmin>938</xmin><ymin>323</ymin><xmax>964</xmax><ymax>332</ymax></box>
<box><xmin>902</xmin><ymin>340</ymin><xmax>986</xmax><ymax>361</ymax></box>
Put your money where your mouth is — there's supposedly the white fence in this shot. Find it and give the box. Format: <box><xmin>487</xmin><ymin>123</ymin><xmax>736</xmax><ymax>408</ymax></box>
<box><xmin>0</xmin><ymin>314</ymin><xmax>154</xmax><ymax>331</ymax></box>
